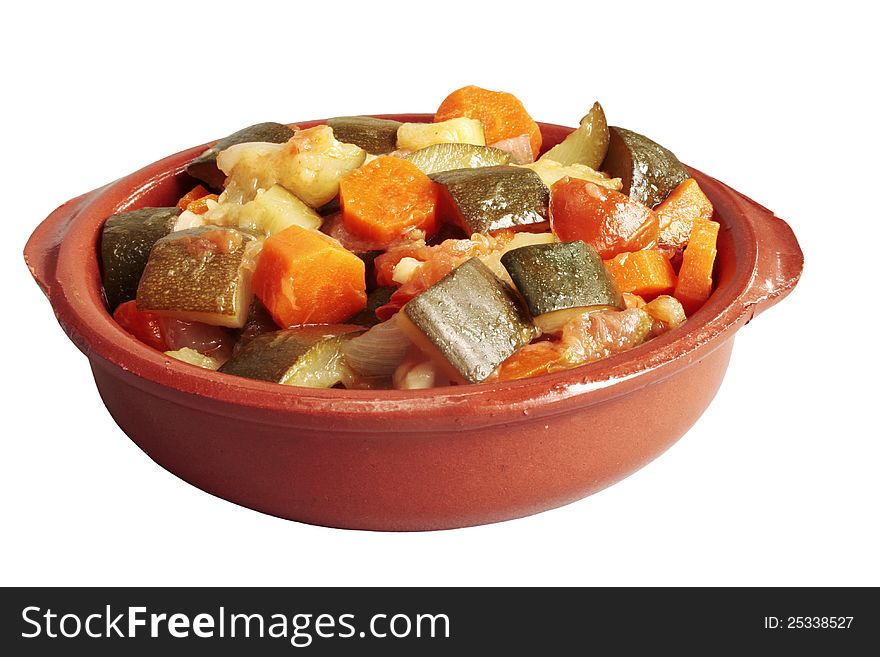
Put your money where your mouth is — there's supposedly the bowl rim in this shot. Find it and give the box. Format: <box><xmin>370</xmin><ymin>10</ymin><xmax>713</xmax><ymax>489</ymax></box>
<box><xmin>25</xmin><ymin>115</ymin><xmax>801</xmax><ymax>429</ymax></box>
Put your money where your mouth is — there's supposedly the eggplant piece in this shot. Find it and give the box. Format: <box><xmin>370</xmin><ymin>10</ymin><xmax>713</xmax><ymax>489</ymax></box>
<box><xmin>601</xmin><ymin>127</ymin><xmax>689</xmax><ymax>208</ymax></box>
<box><xmin>404</xmin><ymin>142</ymin><xmax>510</xmax><ymax>175</ymax></box>
<box><xmin>541</xmin><ymin>101</ymin><xmax>610</xmax><ymax>169</ymax></box>
<box><xmin>431</xmin><ymin>166</ymin><xmax>549</xmax><ymax>235</ymax></box>
<box><xmin>219</xmin><ymin>325</ymin><xmax>363</xmax><ymax>387</ymax></box>
<box><xmin>501</xmin><ymin>241</ymin><xmax>624</xmax><ymax>333</ymax></box>
<box><xmin>185</xmin><ymin>122</ymin><xmax>295</xmax><ymax>191</ymax></box>
<box><xmin>100</xmin><ymin>207</ymin><xmax>180</xmax><ymax>311</ymax></box>
<box><xmin>397</xmin><ymin>258</ymin><xmax>536</xmax><ymax>383</ymax></box>
<box><xmin>327</xmin><ymin>116</ymin><xmax>401</xmax><ymax>155</ymax></box>
<box><xmin>136</xmin><ymin>227</ymin><xmax>261</xmax><ymax>328</ymax></box>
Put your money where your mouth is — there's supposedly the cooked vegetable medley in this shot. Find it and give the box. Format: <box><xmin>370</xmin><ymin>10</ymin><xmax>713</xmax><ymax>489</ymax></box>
<box><xmin>101</xmin><ymin>85</ymin><xmax>720</xmax><ymax>389</ymax></box>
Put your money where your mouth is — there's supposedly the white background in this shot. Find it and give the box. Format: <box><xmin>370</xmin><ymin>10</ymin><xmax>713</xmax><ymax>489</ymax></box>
<box><xmin>2</xmin><ymin>1</ymin><xmax>877</xmax><ymax>586</ymax></box>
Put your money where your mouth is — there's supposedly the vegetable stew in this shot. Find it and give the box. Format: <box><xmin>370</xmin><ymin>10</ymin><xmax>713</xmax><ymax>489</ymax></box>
<box><xmin>100</xmin><ymin>86</ymin><xmax>720</xmax><ymax>389</ymax></box>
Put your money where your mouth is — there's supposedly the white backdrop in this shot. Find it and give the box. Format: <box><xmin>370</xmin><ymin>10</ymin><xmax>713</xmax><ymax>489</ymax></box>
<box><xmin>3</xmin><ymin>0</ymin><xmax>877</xmax><ymax>586</ymax></box>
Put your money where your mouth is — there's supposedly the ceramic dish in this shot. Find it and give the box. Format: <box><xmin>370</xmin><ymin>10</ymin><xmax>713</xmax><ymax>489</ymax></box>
<box><xmin>24</xmin><ymin>115</ymin><xmax>803</xmax><ymax>530</ymax></box>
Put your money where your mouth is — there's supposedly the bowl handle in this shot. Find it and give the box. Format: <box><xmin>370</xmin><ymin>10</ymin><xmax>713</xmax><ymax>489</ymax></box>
<box><xmin>731</xmin><ymin>190</ymin><xmax>804</xmax><ymax>320</ymax></box>
<box><xmin>23</xmin><ymin>192</ymin><xmax>95</xmax><ymax>299</ymax></box>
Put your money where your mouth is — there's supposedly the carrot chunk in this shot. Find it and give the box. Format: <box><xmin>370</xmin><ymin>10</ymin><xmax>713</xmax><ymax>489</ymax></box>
<box><xmin>494</xmin><ymin>341</ymin><xmax>568</xmax><ymax>381</ymax></box>
<box><xmin>340</xmin><ymin>156</ymin><xmax>439</xmax><ymax>245</ymax></box>
<box><xmin>603</xmin><ymin>250</ymin><xmax>677</xmax><ymax>300</ymax></box>
<box><xmin>550</xmin><ymin>177</ymin><xmax>659</xmax><ymax>259</ymax></box>
<box><xmin>435</xmin><ymin>85</ymin><xmax>542</xmax><ymax>159</ymax></box>
<box><xmin>673</xmin><ymin>218</ymin><xmax>720</xmax><ymax>315</ymax></box>
<box><xmin>176</xmin><ymin>185</ymin><xmax>210</xmax><ymax>210</ymax></box>
<box><xmin>656</xmin><ymin>178</ymin><xmax>714</xmax><ymax>249</ymax></box>
<box><xmin>253</xmin><ymin>225</ymin><xmax>366</xmax><ymax>327</ymax></box>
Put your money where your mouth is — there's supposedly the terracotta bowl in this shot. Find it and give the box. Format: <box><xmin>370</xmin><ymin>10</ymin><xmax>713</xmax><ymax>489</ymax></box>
<box><xmin>24</xmin><ymin>115</ymin><xmax>803</xmax><ymax>531</ymax></box>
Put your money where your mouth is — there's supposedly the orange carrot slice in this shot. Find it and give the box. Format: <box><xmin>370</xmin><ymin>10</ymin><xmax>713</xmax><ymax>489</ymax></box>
<box><xmin>176</xmin><ymin>184</ymin><xmax>211</xmax><ymax>210</ymax></box>
<box><xmin>340</xmin><ymin>156</ymin><xmax>439</xmax><ymax>245</ymax></box>
<box><xmin>493</xmin><ymin>341</ymin><xmax>568</xmax><ymax>382</ymax></box>
<box><xmin>435</xmin><ymin>85</ymin><xmax>542</xmax><ymax>160</ymax></box>
<box><xmin>253</xmin><ymin>225</ymin><xmax>366</xmax><ymax>327</ymax></box>
<box><xmin>603</xmin><ymin>250</ymin><xmax>677</xmax><ymax>300</ymax></box>
<box><xmin>656</xmin><ymin>178</ymin><xmax>714</xmax><ymax>249</ymax></box>
<box><xmin>673</xmin><ymin>218</ymin><xmax>720</xmax><ymax>315</ymax></box>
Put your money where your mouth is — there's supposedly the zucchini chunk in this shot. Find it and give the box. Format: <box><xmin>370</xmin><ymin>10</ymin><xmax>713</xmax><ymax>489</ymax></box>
<box><xmin>136</xmin><ymin>227</ymin><xmax>261</xmax><ymax>328</ymax></box>
<box><xmin>219</xmin><ymin>325</ymin><xmax>363</xmax><ymax>386</ymax></box>
<box><xmin>601</xmin><ymin>127</ymin><xmax>689</xmax><ymax>208</ymax></box>
<box><xmin>404</xmin><ymin>142</ymin><xmax>510</xmax><ymax>175</ymax></box>
<box><xmin>431</xmin><ymin>165</ymin><xmax>549</xmax><ymax>235</ymax></box>
<box><xmin>398</xmin><ymin>258</ymin><xmax>536</xmax><ymax>383</ymax></box>
<box><xmin>501</xmin><ymin>241</ymin><xmax>624</xmax><ymax>333</ymax></box>
<box><xmin>216</xmin><ymin>184</ymin><xmax>323</xmax><ymax>236</ymax></box>
<box><xmin>327</xmin><ymin>116</ymin><xmax>402</xmax><ymax>155</ymax></box>
<box><xmin>164</xmin><ymin>347</ymin><xmax>221</xmax><ymax>370</ymax></box>
<box><xmin>100</xmin><ymin>207</ymin><xmax>180</xmax><ymax>311</ymax></box>
<box><xmin>185</xmin><ymin>122</ymin><xmax>295</xmax><ymax>191</ymax></box>
<box><xmin>540</xmin><ymin>101</ymin><xmax>610</xmax><ymax>169</ymax></box>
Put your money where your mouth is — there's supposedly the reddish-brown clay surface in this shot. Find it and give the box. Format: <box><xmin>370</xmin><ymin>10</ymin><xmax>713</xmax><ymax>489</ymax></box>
<box><xmin>24</xmin><ymin>115</ymin><xmax>803</xmax><ymax>530</ymax></box>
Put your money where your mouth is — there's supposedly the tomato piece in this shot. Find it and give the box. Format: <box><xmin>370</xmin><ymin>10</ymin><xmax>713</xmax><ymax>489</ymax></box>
<box><xmin>549</xmin><ymin>178</ymin><xmax>659</xmax><ymax>259</ymax></box>
<box><xmin>112</xmin><ymin>300</ymin><xmax>169</xmax><ymax>351</ymax></box>
<box><xmin>374</xmin><ymin>234</ymin><xmax>508</xmax><ymax>320</ymax></box>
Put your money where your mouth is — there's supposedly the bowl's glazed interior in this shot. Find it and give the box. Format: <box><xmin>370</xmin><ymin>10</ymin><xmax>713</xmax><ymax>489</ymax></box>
<box><xmin>24</xmin><ymin>116</ymin><xmax>803</xmax><ymax>530</ymax></box>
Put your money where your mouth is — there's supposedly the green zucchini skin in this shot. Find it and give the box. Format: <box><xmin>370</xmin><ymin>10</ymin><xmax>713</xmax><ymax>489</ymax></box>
<box><xmin>402</xmin><ymin>258</ymin><xmax>536</xmax><ymax>383</ymax></box>
<box><xmin>100</xmin><ymin>207</ymin><xmax>180</xmax><ymax>311</ymax></box>
<box><xmin>431</xmin><ymin>166</ymin><xmax>549</xmax><ymax>235</ymax></box>
<box><xmin>186</xmin><ymin>122</ymin><xmax>295</xmax><ymax>190</ymax></box>
<box><xmin>404</xmin><ymin>142</ymin><xmax>510</xmax><ymax>175</ymax></box>
<box><xmin>501</xmin><ymin>241</ymin><xmax>624</xmax><ymax>318</ymax></box>
<box><xmin>219</xmin><ymin>325</ymin><xmax>363</xmax><ymax>383</ymax></box>
<box><xmin>601</xmin><ymin>126</ymin><xmax>689</xmax><ymax>208</ymax></box>
<box><xmin>135</xmin><ymin>226</ymin><xmax>259</xmax><ymax>327</ymax></box>
<box><xmin>326</xmin><ymin>116</ymin><xmax>402</xmax><ymax>155</ymax></box>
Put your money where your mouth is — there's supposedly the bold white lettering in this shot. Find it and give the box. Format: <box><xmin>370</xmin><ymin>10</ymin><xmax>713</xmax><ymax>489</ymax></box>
<box><xmin>193</xmin><ymin>613</ymin><xmax>214</xmax><ymax>638</ymax></box>
<box><xmin>167</xmin><ymin>613</ymin><xmax>190</xmax><ymax>638</ymax></box>
<box><xmin>150</xmin><ymin>613</ymin><xmax>167</xmax><ymax>638</ymax></box>
<box><xmin>129</xmin><ymin>606</ymin><xmax>147</xmax><ymax>637</ymax></box>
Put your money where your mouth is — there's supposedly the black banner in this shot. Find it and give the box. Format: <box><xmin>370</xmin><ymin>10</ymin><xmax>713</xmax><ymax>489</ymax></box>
<box><xmin>1</xmin><ymin>587</ymin><xmax>874</xmax><ymax>654</ymax></box>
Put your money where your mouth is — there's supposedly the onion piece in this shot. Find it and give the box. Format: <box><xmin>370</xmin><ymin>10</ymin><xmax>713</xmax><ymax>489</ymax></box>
<box><xmin>490</xmin><ymin>134</ymin><xmax>534</xmax><ymax>164</ymax></box>
<box><xmin>342</xmin><ymin>315</ymin><xmax>411</xmax><ymax>379</ymax></box>
<box><xmin>159</xmin><ymin>317</ymin><xmax>235</xmax><ymax>364</ymax></box>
